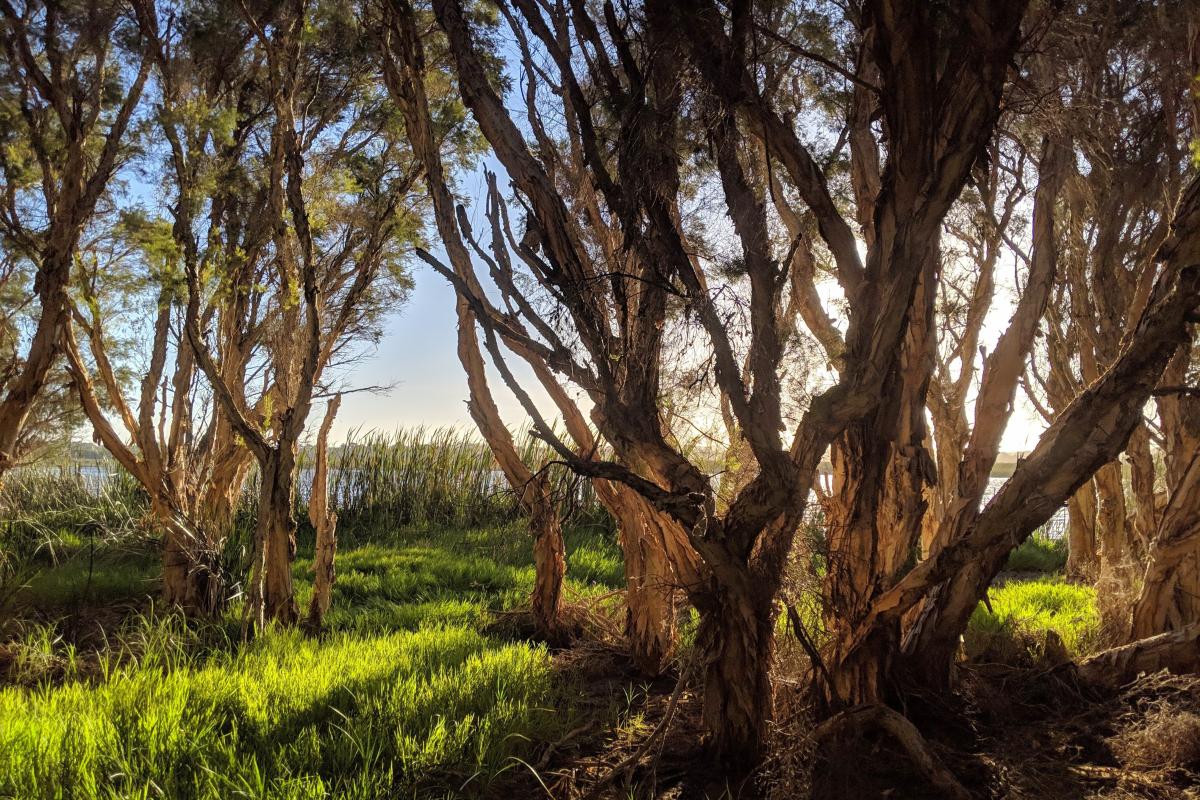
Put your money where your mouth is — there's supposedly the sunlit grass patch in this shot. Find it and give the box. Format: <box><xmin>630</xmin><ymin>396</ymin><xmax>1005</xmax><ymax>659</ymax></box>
<box><xmin>0</xmin><ymin>622</ymin><xmax>567</xmax><ymax>799</ymax></box>
<box><xmin>966</xmin><ymin>577</ymin><xmax>1100</xmax><ymax>661</ymax></box>
<box><xmin>0</xmin><ymin>522</ymin><xmax>621</xmax><ymax>799</ymax></box>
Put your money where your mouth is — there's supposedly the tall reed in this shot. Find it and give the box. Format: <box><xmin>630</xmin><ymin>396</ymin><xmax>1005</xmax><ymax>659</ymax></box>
<box><xmin>2</xmin><ymin>426</ymin><xmax>612</xmax><ymax>564</ymax></box>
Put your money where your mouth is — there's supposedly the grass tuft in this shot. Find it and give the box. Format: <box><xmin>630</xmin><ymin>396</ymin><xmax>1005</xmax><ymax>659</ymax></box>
<box><xmin>966</xmin><ymin>577</ymin><xmax>1100</xmax><ymax>662</ymax></box>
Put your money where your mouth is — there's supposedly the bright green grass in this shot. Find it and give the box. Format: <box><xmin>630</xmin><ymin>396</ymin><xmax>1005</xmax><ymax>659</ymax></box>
<box><xmin>1003</xmin><ymin>533</ymin><xmax>1068</xmax><ymax>573</ymax></box>
<box><xmin>965</xmin><ymin>576</ymin><xmax>1100</xmax><ymax>660</ymax></box>
<box><xmin>0</xmin><ymin>521</ymin><xmax>627</xmax><ymax>799</ymax></box>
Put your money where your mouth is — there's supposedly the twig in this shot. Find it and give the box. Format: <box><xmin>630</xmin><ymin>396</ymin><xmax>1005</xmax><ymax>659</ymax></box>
<box><xmin>582</xmin><ymin>657</ymin><xmax>695</xmax><ymax>799</ymax></box>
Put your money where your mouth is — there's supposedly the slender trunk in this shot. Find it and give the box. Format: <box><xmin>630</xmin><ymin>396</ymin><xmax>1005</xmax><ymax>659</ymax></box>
<box><xmin>1095</xmin><ymin>463</ymin><xmax>1131</xmax><ymax>579</ymax></box>
<box><xmin>306</xmin><ymin>396</ymin><xmax>341</xmax><ymax>630</ymax></box>
<box><xmin>1095</xmin><ymin>462</ymin><xmax>1136</xmax><ymax>625</ymax></box>
<box><xmin>1126</xmin><ymin>425</ymin><xmax>1158</xmax><ymax>560</ymax></box>
<box><xmin>1066</xmin><ymin>481</ymin><xmax>1099</xmax><ymax>581</ymax></box>
<box><xmin>0</xmin><ymin>250</ymin><xmax>71</xmax><ymax>477</ymax></box>
<box><xmin>528</xmin><ymin>474</ymin><xmax>566</xmax><ymax>638</ymax></box>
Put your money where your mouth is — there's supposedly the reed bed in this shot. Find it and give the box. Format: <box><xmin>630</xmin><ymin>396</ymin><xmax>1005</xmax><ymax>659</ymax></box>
<box><xmin>2</xmin><ymin>426</ymin><xmax>612</xmax><ymax>555</ymax></box>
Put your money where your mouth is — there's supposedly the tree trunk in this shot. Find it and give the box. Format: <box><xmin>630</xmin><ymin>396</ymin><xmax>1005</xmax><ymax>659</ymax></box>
<box><xmin>1077</xmin><ymin>623</ymin><xmax>1200</xmax><ymax>688</ymax></box>
<box><xmin>1129</xmin><ymin>452</ymin><xmax>1200</xmax><ymax>639</ymax></box>
<box><xmin>597</xmin><ymin>482</ymin><xmax>681</xmax><ymax>674</ymax></box>
<box><xmin>306</xmin><ymin>396</ymin><xmax>341</xmax><ymax>630</ymax></box>
<box><xmin>0</xmin><ymin>250</ymin><xmax>71</xmax><ymax>479</ymax></box>
<box><xmin>1126</xmin><ymin>425</ymin><xmax>1159</xmax><ymax>560</ymax></box>
<box><xmin>1095</xmin><ymin>462</ymin><xmax>1135</xmax><ymax>593</ymax></box>
<box><xmin>161</xmin><ymin>517</ymin><xmax>224</xmax><ymax>617</ymax></box>
<box><xmin>526</xmin><ymin>473</ymin><xmax>566</xmax><ymax>638</ymax></box>
<box><xmin>696</xmin><ymin>578</ymin><xmax>775</xmax><ymax>770</ymax></box>
<box><xmin>251</xmin><ymin>448</ymin><xmax>299</xmax><ymax>627</ymax></box>
<box><xmin>1066</xmin><ymin>481</ymin><xmax>1099</xmax><ymax>581</ymax></box>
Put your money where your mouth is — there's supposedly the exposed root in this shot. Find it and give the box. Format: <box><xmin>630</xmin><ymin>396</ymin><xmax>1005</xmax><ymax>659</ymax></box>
<box><xmin>579</xmin><ymin>655</ymin><xmax>694</xmax><ymax>800</ymax></box>
<box><xmin>811</xmin><ymin>704</ymin><xmax>972</xmax><ymax>800</ymax></box>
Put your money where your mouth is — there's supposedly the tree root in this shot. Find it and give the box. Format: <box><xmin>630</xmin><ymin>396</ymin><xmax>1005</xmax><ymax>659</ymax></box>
<box><xmin>811</xmin><ymin>704</ymin><xmax>972</xmax><ymax>800</ymax></box>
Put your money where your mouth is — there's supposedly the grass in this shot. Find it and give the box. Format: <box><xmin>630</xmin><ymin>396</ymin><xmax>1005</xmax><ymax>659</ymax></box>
<box><xmin>966</xmin><ymin>576</ymin><xmax>1101</xmax><ymax>661</ymax></box>
<box><xmin>0</xmin><ymin>521</ymin><xmax>628</xmax><ymax>799</ymax></box>
<box><xmin>1003</xmin><ymin>533</ymin><xmax>1067</xmax><ymax>573</ymax></box>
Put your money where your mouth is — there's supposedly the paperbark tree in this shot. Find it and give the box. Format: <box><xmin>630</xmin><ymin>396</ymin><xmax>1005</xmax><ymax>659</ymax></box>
<box><xmin>422</xmin><ymin>0</ymin><xmax>1028</xmax><ymax>766</ymax></box>
<box><xmin>0</xmin><ymin>0</ymin><xmax>149</xmax><ymax>479</ymax></box>
<box><xmin>181</xmin><ymin>0</ymin><xmax>416</xmax><ymax>628</ymax></box>
<box><xmin>61</xmin><ymin>5</ymin><xmax>273</xmax><ymax>614</ymax></box>
<box><xmin>383</xmin><ymin>0</ymin><xmax>701</xmax><ymax>667</ymax></box>
<box><xmin>1023</xmin><ymin>5</ymin><xmax>1196</xmax><ymax>603</ymax></box>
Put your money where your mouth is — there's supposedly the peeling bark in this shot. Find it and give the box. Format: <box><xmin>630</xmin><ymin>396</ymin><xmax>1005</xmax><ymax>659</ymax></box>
<box><xmin>1078</xmin><ymin>623</ymin><xmax>1200</xmax><ymax>689</ymax></box>
<box><xmin>306</xmin><ymin>395</ymin><xmax>341</xmax><ymax>631</ymax></box>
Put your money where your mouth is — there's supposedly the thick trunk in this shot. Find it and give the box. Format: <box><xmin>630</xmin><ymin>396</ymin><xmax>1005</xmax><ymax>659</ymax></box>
<box><xmin>158</xmin><ymin>521</ymin><xmax>224</xmax><ymax>618</ymax></box>
<box><xmin>604</xmin><ymin>486</ymin><xmax>679</xmax><ymax>674</ymax></box>
<box><xmin>1077</xmin><ymin>623</ymin><xmax>1200</xmax><ymax>688</ymax></box>
<box><xmin>252</xmin><ymin>449</ymin><xmax>299</xmax><ymax>627</ymax></box>
<box><xmin>1129</xmin><ymin>451</ymin><xmax>1200</xmax><ymax>639</ymax></box>
<box><xmin>1066</xmin><ymin>481</ymin><xmax>1099</xmax><ymax>581</ymax></box>
<box><xmin>161</xmin><ymin>520</ymin><xmax>225</xmax><ymax>616</ymax></box>
<box><xmin>1130</xmin><ymin>549</ymin><xmax>1200</xmax><ymax>640</ymax></box>
<box><xmin>696</xmin><ymin>579</ymin><xmax>774</xmax><ymax>770</ymax></box>
<box><xmin>823</xmin><ymin>622</ymin><xmax>900</xmax><ymax>708</ymax></box>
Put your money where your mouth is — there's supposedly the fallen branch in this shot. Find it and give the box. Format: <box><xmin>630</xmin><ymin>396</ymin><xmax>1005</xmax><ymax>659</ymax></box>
<box><xmin>1076</xmin><ymin>623</ymin><xmax>1200</xmax><ymax>689</ymax></box>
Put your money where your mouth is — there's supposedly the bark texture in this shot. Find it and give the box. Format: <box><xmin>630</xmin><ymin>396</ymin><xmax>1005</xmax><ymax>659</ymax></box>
<box><xmin>306</xmin><ymin>395</ymin><xmax>341</xmax><ymax>630</ymax></box>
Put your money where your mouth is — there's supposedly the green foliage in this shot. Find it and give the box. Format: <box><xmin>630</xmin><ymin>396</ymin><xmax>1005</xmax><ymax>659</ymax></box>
<box><xmin>1003</xmin><ymin>533</ymin><xmax>1067</xmax><ymax>573</ymax></box>
<box><xmin>966</xmin><ymin>577</ymin><xmax>1101</xmax><ymax>661</ymax></box>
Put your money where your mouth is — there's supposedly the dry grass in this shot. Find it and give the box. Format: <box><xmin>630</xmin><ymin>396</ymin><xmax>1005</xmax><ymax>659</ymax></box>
<box><xmin>1111</xmin><ymin>706</ymin><xmax>1200</xmax><ymax>772</ymax></box>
